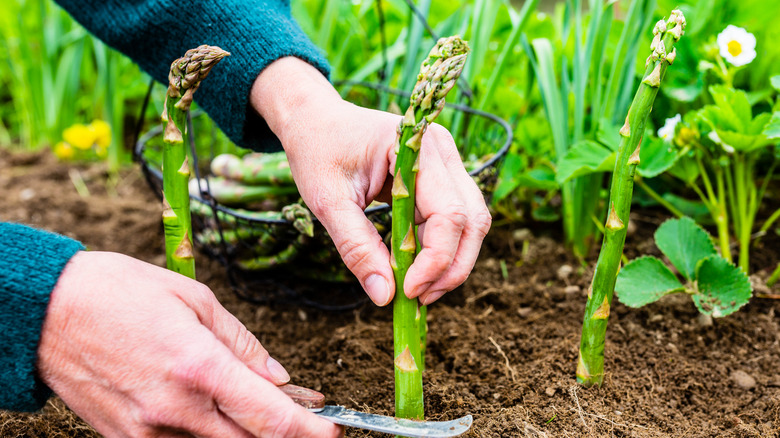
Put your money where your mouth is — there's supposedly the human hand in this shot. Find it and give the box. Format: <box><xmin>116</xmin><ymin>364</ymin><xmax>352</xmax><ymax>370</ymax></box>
<box><xmin>38</xmin><ymin>251</ymin><xmax>343</xmax><ymax>438</ymax></box>
<box><xmin>251</xmin><ymin>58</ymin><xmax>491</xmax><ymax>306</ymax></box>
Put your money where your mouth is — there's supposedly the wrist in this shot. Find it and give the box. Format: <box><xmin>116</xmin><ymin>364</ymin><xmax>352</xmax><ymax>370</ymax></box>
<box><xmin>250</xmin><ymin>57</ymin><xmax>342</xmax><ymax>150</ymax></box>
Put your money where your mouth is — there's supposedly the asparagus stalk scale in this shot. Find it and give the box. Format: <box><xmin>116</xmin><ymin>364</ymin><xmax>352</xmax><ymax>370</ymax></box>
<box><xmin>392</xmin><ymin>36</ymin><xmax>469</xmax><ymax>421</ymax></box>
<box><xmin>577</xmin><ymin>11</ymin><xmax>685</xmax><ymax>387</ymax></box>
<box><xmin>162</xmin><ymin>45</ymin><xmax>229</xmax><ymax>278</ymax></box>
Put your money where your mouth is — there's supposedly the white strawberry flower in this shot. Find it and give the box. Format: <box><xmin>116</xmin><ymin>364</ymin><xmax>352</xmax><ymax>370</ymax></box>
<box><xmin>658</xmin><ymin>114</ymin><xmax>681</xmax><ymax>142</ymax></box>
<box><xmin>717</xmin><ymin>25</ymin><xmax>756</xmax><ymax>67</ymax></box>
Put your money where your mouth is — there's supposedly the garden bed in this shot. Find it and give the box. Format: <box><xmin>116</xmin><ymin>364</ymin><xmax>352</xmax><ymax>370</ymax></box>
<box><xmin>1</xmin><ymin>148</ymin><xmax>779</xmax><ymax>437</ymax></box>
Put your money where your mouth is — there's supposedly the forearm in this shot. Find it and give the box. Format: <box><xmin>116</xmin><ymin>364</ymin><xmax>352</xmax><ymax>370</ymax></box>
<box><xmin>0</xmin><ymin>223</ymin><xmax>84</xmax><ymax>411</ymax></box>
<box><xmin>53</xmin><ymin>0</ymin><xmax>331</xmax><ymax>151</ymax></box>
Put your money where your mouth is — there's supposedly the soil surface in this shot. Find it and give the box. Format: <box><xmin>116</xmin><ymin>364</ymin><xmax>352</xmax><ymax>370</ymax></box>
<box><xmin>1</xmin><ymin>149</ymin><xmax>779</xmax><ymax>438</ymax></box>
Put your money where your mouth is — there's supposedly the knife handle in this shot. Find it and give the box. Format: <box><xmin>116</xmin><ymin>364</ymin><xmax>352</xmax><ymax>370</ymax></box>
<box><xmin>278</xmin><ymin>384</ymin><xmax>326</xmax><ymax>410</ymax></box>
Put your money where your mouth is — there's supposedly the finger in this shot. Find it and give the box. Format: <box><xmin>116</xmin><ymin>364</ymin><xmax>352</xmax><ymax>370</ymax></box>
<box><xmin>202</xmin><ymin>346</ymin><xmax>343</xmax><ymax>438</ymax></box>
<box><xmin>153</xmin><ymin>413</ymin><xmax>254</xmax><ymax>438</ymax></box>
<box><xmin>403</xmin><ymin>149</ymin><xmax>468</xmax><ymax>300</ymax></box>
<box><xmin>171</xmin><ymin>407</ymin><xmax>255</xmax><ymax>438</ymax></box>
<box><xmin>416</xmin><ymin>178</ymin><xmax>490</xmax><ymax>304</ymax></box>
<box><xmin>316</xmin><ymin>200</ymin><xmax>395</xmax><ymax>306</ymax></box>
<box><xmin>176</xmin><ymin>283</ymin><xmax>290</xmax><ymax>385</ymax></box>
<box><xmin>413</xmin><ymin>126</ymin><xmax>491</xmax><ymax>303</ymax></box>
<box><xmin>417</xmin><ymin>212</ymin><xmax>489</xmax><ymax>305</ymax></box>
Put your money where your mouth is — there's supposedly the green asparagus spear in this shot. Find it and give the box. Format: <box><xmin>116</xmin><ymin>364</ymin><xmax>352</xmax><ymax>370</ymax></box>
<box><xmin>211</xmin><ymin>152</ymin><xmax>295</xmax><ymax>186</ymax></box>
<box><xmin>391</xmin><ymin>36</ymin><xmax>469</xmax><ymax>421</ymax></box>
<box><xmin>236</xmin><ymin>234</ymin><xmax>305</xmax><ymax>270</ymax></box>
<box><xmin>190</xmin><ymin>176</ymin><xmax>299</xmax><ymax>205</ymax></box>
<box><xmin>162</xmin><ymin>45</ymin><xmax>229</xmax><ymax>278</ymax></box>
<box><xmin>577</xmin><ymin>11</ymin><xmax>685</xmax><ymax>387</ymax></box>
<box><xmin>190</xmin><ymin>201</ymin><xmax>313</xmax><ymax>237</ymax></box>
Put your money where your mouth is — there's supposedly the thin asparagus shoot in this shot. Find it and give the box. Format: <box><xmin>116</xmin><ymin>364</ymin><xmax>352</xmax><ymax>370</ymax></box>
<box><xmin>162</xmin><ymin>45</ymin><xmax>229</xmax><ymax>278</ymax></box>
<box><xmin>392</xmin><ymin>36</ymin><xmax>469</xmax><ymax>421</ymax></box>
<box><xmin>577</xmin><ymin>11</ymin><xmax>685</xmax><ymax>387</ymax></box>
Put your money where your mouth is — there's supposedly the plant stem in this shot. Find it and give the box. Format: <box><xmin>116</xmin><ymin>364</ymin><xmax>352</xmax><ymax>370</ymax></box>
<box><xmin>714</xmin><ymin>166</ymin><xmax>732</xmax><ymax>262</ymax></box>
<box><xmin>577</xmin><ymin>11</ymin><xmax>685</xmax><ymax>387</ymax></box>
<box><xmin>391</xmin><ymin>36</ymin><xmax>469</xmax><ymax>421</ymax></box>
<box><xmin>162</xmin><ymin>45</ymin><xmax>229</xmax><ymax>279</ymax></box>
<box><xmin>768</xmin><ymin>263</ymin><xmax>780</xmax><ymax>287</ymax></box>
<box><xmin>733</xmin><ymin>153</ymin><xmax>749</xmax><ymax>271</ymax></box>
<box><xmin>635</xmin><ymin>178</ymin><xmax>684</xmax><ymax>218</ymax></box>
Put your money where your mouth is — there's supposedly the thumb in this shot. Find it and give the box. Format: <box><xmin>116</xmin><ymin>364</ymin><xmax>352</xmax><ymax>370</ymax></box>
<box><xmin>318</xmin><ymin>201</ymin><xmax>395</xmax><ymax>306</ymax></box>
<box><xmin>203</xmin><ymin>343</ymin><xmax>343</xmax><ymax>438</ymax></box>
<box><xmin>180</xmin><ymin>285</ymin><xmax>291</xmax><ymax>385</ymax></box>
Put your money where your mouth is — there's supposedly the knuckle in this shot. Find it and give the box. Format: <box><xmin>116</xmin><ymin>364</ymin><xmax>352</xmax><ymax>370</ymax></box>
<box><xmin>261</xmin><ymin>408</ymin><xmax>296</xmax><ymax>438</ymax></box>
<box><xmin>168</xmin><ymin>348</ymin><xmax>216</xmax><ymax>390</ymax></box>
<box><xmin>336</xmin><ymin>236</ymin><xmax>373</xmax><ymax>272</ymax></box>
<box><xmin>184</xmin><ymin>282</ymin><xmax>217</xmax><ymax>312</ymax></box>
<box><xmin>472</xmin><ymin>208</ymin><xmax>492</xmax><ymax>236</ymax></box>
<box><xmin>137</xmin><ymin>399</ymin><xmax>180</xmax><ymax>430</ymax></box>
<box><xmin>234</xmin><ymin>326</ymin><xmax>266</xmax><ymax>361</ymax></box>
<box><xmin>440</xmin><ymin>205</ymin><xmax>468</xmax><ymax>231</ymax></box>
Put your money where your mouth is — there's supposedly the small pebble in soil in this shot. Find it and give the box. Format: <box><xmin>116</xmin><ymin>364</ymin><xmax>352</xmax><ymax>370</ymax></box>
<box><xmin>730</xmin><ymin>370</ymin><xmax>757</xmax><ymax>390</ymax></box>
<box><xmin>556</xmin><ymin>264</ymin><xmax>573</xmax><ymax>281</ymax></box>
<box><xmin>517</xmin><ymin>307</ymin><xmax>533</xmax><ymax>318</ymax></box>
<box><xmin>696</xmin><ymin>313</ymin><xmax>714</xmax><ymax>327</ymax></box>
<box><xmin>513</xmin><ymin>228</ymin><xmax>532</xmax><ymax>243</ymax></box>
<box><xmin>19</xmin><ymin>188</ymin><xmax>36</xmax><ymax>201</ymax></box>
<box><xmin>564</xmin><ymin>285</ymin><xmax>581</xmax><ymax>295</ymax></box>
<box><xmin>666</xmin><ymin>343</ymin><xmax>679</xmax><ymax>354</ymax></box>
<box><xmin>648</xmin><ymin>314</ymin><xmax>664</xmax><ymax>323</ymax></box>
<box><xmin>544</xmin><ymin>387</ymin><xmax>556</xmax><ymax>397</ymax></box>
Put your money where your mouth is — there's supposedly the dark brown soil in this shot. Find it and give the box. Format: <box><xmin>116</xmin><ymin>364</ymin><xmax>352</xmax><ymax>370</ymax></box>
<box><xmin>1</xmin><ymin>149</ymin><xmax>779</xmax><ymax>438</ymax></box>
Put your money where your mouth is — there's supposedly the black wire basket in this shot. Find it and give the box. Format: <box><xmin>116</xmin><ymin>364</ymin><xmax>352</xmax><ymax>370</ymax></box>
<box><xmin>134</xmin><ymin>80</ymin><xmax>511</xmax><ymax>309</ymax></box>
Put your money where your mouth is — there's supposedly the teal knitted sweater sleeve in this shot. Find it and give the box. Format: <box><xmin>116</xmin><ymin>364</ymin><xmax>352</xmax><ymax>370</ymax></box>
<box><xmin>0</xmin><ymin>223</ymin><xmax>84</xmax><ymax>412</ymax></box>
<box><xmin>53</xmin><ymin>0</ymin><xmax>331</xmax><ymax>152</ymax></box>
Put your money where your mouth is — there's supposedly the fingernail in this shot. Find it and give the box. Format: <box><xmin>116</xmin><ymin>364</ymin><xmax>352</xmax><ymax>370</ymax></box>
<box><xmin>421</xmin><ymin>290</ymin><xmax>446</xmax><ymax>305</ymax></box>
<box><xmin>365</xmin><ymin>274</ymin><xmax>391</xmax><ymax>306</ymax></box>
<box><xmin>266</xmin><ymin>357</ymin><xmax>290</xmax><ymax>384</ymax></box>
<box><xmin>410</xmin><ymin>281</ymin><xmax>433</xmax><ymax>299</ymax></box>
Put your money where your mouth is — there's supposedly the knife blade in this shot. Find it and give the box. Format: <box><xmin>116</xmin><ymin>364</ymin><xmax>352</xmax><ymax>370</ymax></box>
<box><xmin>279</xmin><ymin>384</ymin><xmax>473</xmax><ymax>437</ymax></box>
<box><xmin>311</xmin><ymin>405</ymin><xmax>472</xmax><ymax>438</ymax></box>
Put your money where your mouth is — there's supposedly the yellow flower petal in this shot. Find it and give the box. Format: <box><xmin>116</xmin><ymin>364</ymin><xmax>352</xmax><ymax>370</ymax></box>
<box><xmin>63</xmin><ymin>124</ymin><xmax>96</xmax><ymax>150</ymax></box>
<box><xmin>53</xmin><ymin>142</ymin><xmax>75</xmax><ymax>160</ymax></box>
<box><xmin>90</xmin><ymin>119</ymin><xmax>112</xmax><ymax>148</ymax></box>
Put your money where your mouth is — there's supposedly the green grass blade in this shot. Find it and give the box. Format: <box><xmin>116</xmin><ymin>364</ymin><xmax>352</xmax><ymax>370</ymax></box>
<box><xmin>476</xmin><ymin>0</ymin><xmax>539</xmax><ymax>112</ymax></box>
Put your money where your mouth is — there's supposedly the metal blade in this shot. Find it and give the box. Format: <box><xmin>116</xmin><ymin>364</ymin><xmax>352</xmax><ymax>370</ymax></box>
<box><xmin>312</xmin><ymin>406</ymin><xmax>472</xmax><ymax>437</ymax></box>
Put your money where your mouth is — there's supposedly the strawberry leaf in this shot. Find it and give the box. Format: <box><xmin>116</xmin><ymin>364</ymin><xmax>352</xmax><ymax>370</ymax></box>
<box><xmin>615</xmin><ymin>256</ymin><xmax>685</xmax><ymax>308</ymax></box>
<box><xmin>654</xmin><ymin>217</ymin><xmax>717</xmax><ymax>281</ymax></box>
<box><xmin>693</xmin><ymin>255</ymin><xmax>752</xmax><ymax>317</ymax></box>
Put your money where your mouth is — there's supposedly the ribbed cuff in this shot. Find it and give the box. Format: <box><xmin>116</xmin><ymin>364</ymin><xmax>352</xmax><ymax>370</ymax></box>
<box><xmin>0</xmin><ymin>223</ymin><xmax>84</xmax><ymax>411</ymax></box>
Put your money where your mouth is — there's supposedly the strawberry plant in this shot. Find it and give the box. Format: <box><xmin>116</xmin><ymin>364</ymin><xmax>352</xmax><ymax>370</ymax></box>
<box><xmin>615</xmin><ymin>217</ymin><xmax>752</xmax><ymax>317</ymax></box>
<box><xmin>637</xmin><ymin>84</ymin><xmax>780</xmax><ymax>273</ymax></box>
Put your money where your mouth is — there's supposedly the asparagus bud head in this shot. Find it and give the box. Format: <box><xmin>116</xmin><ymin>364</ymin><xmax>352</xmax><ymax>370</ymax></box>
<box><xmin>168</xmin><ymin>45</ymin><xmax>231</xmax><ymax>112</ymax></box>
